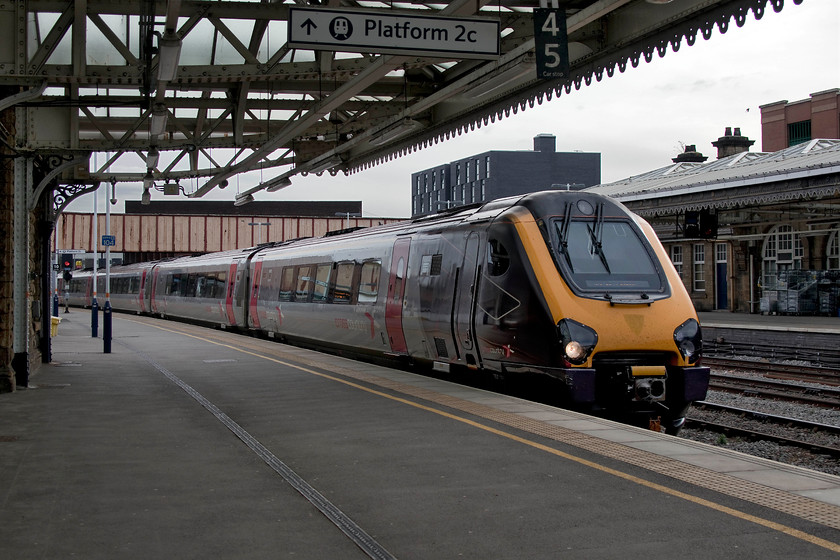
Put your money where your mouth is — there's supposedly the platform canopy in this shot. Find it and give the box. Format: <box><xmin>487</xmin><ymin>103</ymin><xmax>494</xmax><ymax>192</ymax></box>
<box><xmin>1</xmin><ymin>0</ymin><xmax>800</xmax><ymax>206</ymax></box>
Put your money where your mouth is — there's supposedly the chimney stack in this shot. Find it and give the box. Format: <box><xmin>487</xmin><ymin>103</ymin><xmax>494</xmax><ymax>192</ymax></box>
<box><xmin>672</xmin><ymin>144</ymin><xmax>708</xmax><ymax>163</ymax></box>
<box><xmin>711</xmin><ymin>127</ymin><xmax>755</xmax><ymax>159</ymax></box>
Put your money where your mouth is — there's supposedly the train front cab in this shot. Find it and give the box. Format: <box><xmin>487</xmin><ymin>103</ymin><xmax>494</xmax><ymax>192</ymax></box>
<box><xmin>478</xmin><ymin>192</ymin><xmax>710</xmax><ymax>433</ymax></box>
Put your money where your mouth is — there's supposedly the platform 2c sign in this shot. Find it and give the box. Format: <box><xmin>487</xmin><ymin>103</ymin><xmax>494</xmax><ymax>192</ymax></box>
<box><xmin>533</xmin><ymin>8</ymin><xmax>569</xmax><ymax>80</ymax></box>
<box><xmin>288</xmin><ymin>7</ymin><xmax>500</xmax><ymax>59</ymax></box>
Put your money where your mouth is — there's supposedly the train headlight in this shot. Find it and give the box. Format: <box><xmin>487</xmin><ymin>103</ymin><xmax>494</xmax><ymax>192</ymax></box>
<box><xmin>558</xmin><ymin>319</ymin><xmax>598</xmax><ymax>365</ymax></box>
<box><xmin>674</xmin><ymin>318</ymin><xmax>702</xmax><ymax>364</ymax></box>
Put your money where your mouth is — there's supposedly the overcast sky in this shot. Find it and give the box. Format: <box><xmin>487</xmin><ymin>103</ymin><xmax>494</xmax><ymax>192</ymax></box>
<box><xmin>94</xmin><ymin>0</ymin><xmax>840</xmax><ymax>219</ymax></box>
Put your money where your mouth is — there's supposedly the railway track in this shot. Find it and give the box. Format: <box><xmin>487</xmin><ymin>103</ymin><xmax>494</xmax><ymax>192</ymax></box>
<box><xmin>708</xmin><ymin>372</ymin><xmax>840</xmax><ymax>408</ymax></box>
<box><xmin>686</xmin><ymin>401</ymin><xmax>840</xmax><ymax>460</ymax></box>
<box><xmin>704</xmin><ymin>357</ymin><xmax>840</xmax><ymax>386</ymax></box>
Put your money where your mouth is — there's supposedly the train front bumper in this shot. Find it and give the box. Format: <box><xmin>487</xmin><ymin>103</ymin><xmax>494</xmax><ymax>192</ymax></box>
<box><xmin>546</xmin><ymin>365</ymin><xmax>710</xmax><ymax>405</ymax></box>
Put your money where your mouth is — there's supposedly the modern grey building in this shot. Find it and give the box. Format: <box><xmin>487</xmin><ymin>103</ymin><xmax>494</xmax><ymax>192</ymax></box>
<box><xmin>410</xmin><ymin>134</ymin><xmax>600</xmax><ymax>217</ymax></box>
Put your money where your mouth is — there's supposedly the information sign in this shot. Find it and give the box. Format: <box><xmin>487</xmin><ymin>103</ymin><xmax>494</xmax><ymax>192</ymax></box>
<box><xmin>289</xmin><ymin>7</ymin><xmax>500</xmax><ymax>59</ymax></box>
<box><xmin>533</xmin><ymin>9</ymin><xmax>569</xmax><ymax>79</ymax></box>
<box><xmin>101</xmin><ymin>235</ymin><xmax>116</xmax><ymax>247</ymax></box>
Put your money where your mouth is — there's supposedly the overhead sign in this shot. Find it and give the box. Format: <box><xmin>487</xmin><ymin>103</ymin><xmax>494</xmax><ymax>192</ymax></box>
<box><xmin>288</xmin><ymin>7</ymin><xmax>500</xmax><ymax>59</ymax></box>
<box><xmin>533</xmin><ymin>8</ymin><xmax>569</xmax><ymax>79</ymax></box>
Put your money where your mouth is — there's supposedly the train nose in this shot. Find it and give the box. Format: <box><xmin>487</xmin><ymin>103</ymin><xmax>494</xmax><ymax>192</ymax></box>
<box><xmin>635</xmin><ymin>378</ymin><xmax>666</xmax><ymax>402</ymax></box>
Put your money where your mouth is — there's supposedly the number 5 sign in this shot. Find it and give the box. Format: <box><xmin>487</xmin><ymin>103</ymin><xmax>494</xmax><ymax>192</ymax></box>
<box><xmin>533</xmin><ymin>8</ymin><xmax>569</xmax><ymax>80</ymax></box>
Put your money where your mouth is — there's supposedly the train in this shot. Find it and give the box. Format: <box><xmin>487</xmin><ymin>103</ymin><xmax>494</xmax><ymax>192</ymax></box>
<box><xmin>62</xmin><ymin>190</ymin><xmax>710</xmax><ymax>433</ymax></box>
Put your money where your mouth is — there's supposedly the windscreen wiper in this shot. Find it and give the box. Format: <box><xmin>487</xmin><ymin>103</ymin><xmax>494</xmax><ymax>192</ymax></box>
<box><xmin>586</xmin><ymin>202</ymin><xmax>610</xmax><ymax>273</ymax></box>
<box><xmin>557</xmin><ymin>202</ymin><xmax>574</xmax><ymax>272</ymax></box>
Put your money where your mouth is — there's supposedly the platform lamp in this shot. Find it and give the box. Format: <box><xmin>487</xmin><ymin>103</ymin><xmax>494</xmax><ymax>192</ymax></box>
<box><xmin>264</xmin><ymin>176</ymin><xmax>292</xmax><ymax>193</ymax></box>
<box><xmin>157</xmin><ymin>31</ymin><xmax>182</xmax><ymax>82</ymax></box>
<box><xmin>463</xmin><ymin>62</ymin><xmax>536</xmax><ymax>99</ymax></box>
<box><xmin>307</xmin><ymin>155</ymin><xmax>343</xmax><ymax>175</ymax></box>
<box><xmin>369</xmin><ymin>118</ymin><xmax>423</xmax><ymax>146</ymax></box>
<box><xmin>234</xmin><ymin>193</ymin><xmax>255</xmax><ymax>207</ymax></box>
<box><xmin>150</xmin><ymin>103</ymin><xmax>169</xmax><ymax>137</ymax></box>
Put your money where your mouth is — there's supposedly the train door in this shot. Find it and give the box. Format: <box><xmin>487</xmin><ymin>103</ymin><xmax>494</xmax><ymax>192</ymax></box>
<box><xmin>453</xmin><ymin>232</ymin><xmax>481</xmax><ymax>364</ymax></box>
<box><xmin>149</xmin><ymin>268</ymin><xmax>161</xmax><ymax>314</ymax></box>
<box><xmin>249</xmin><ymin>260</ymin><xmax>264</xmax><ymax>328</ymax></box>
<box><xmin>224</xmin><ymin>262</ymin><xmax>239</xmax><ymax>326</ymax></box>
<box><xmin>139</xmin><ymin>269</ymin><xmax>149</xmax><ymax>312</ymax></box>
<box><xmin>385</xmin><ymin>238</ymin><xmax>411</xmax><ymax>353</ymax></box>
<box><xmin>715</xmin><ymin>243</ymin><xmax>729</xmax><ymax>310</ymax></box>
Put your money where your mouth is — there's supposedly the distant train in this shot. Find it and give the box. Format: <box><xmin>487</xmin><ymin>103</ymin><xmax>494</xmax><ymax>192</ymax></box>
<box><xmin>62</xmin><ymin>190</ymin><xmax>710</xmax><ymax>433</ymax></box>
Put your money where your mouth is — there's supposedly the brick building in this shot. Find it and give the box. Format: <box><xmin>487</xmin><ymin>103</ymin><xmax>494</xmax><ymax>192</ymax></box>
<box><xmin>760</xmin><ymin>89</ymin><xmax>840</xmax><ymax>152</ymax></box>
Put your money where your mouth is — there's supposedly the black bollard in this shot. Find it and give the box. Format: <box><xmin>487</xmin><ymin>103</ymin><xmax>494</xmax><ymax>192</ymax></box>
<box><xmin>91</xmin><ymin>297</ymin><xmax>99</xmax><ymax>337</ymax></box>
<box><xmin>103</xmin><ymin>300</ymin><xmax>112</xmax><ymax>354</ymax></box>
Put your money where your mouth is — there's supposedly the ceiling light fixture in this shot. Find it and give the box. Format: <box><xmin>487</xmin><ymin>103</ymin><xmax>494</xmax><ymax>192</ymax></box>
<box><xmin>234</xmin><ymin>193</ymin><xmax>255</xmax><ymax>207</ymax></box>
<box><xmin>146</xmin><ymin>148</ymin><xmax>159</xmax><ymax>169</ymax></box>
<box><xmin>463</xmin><ymin>63</ymin><xmax>536</xmax><ymax>99</ymax></box>
<box><xmin>264</xmin><ymin>176</ymin><xmax>293</xmax><ymax>193</ymax></box>
<box><xmin>157</xmin><ymin>31</ymin><xmax>183</xmax><ymax>82</ymax></box>
<box><xmin>150</xmin><ymin>103</ymin><xmax>168</xmax><ymax>137</ymax></box>
<box><xmin>369</xmin><ymin>118</ymin><xmax>424</xmax><ymax>146</ymax></box>
<box><xmin>308</xmin><ymin>155</ymin><xmax>343</xmax><ymax>175</ymax></box>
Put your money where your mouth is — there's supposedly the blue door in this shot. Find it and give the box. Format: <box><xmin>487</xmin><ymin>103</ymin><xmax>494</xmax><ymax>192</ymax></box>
<box><xmin>715</xmin><ymin>243</ymin><xmax>728</xmax><ymax>310</ymax></box>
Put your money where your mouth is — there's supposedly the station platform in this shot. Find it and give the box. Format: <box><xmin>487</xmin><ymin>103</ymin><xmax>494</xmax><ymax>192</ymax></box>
<box><xmin>3</xmin><ymin>310</ymin><xmax>840</xmax><ymax>559</ymax></box>
<box><xmin>698</xmin><ymin>311</ymin><xmax>840</xmax><ymax>334</ymax></box>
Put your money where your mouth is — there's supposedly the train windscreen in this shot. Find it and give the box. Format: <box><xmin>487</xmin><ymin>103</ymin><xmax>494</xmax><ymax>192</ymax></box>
<box><xmin>551</xmin><ymin>218</ymin><xmax>666</xmax><ymax>296</ymax></box>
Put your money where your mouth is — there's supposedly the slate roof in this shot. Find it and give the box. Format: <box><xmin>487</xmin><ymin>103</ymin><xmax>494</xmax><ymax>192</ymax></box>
<box><xmin>586</xmin><ymin>139</ymin><xmax>840</xmax><ymax>207</ymax></box>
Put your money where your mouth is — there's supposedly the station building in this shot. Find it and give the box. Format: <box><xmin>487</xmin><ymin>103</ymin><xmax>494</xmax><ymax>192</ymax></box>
<box><xmin>590</xmin><ymin>125</ymin><xmax>840</xmax><ymax>316</ymax></box>
<box><xmin>410</xmin><ymin>134</ymin><xmax>600</xmax><ymax>217</ymax></box>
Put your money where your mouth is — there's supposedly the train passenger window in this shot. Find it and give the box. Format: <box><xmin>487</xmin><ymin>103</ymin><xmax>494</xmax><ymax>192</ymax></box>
<box><xmin>168</xmin><ymin>274</ymin><xmax>181</xmax><ymax>296</ymax></box>
<box><xmin>185</xmin><ymin>273</ymin><xmax>198</xmax><ymax>297</ymax></box>
<box><xmin>487</xmin><ymin>239</ymin><xmax>510</xmax><ymax>276</ymax></box>
<box><xmin>216</xmin><ymin>271</ymin><xmax>227</xmax><ymax>299</ymax></box>
<box><xmin>195</xmin><ymin>276</ymin><xmax>206</xmax><ymax>298</ymax></box>
<box><xmin>358</xmin><ymin>261</ymin><xmax>381</xmax><ymax>303</ymax></box>
<box><xmin>278</xmin><ymin>267</ymin><xmax>295</xmax><ymax>301</ymax></box>
<box><xmin>296</xmin><ymin>266</ymin><xmax>314</xmax><ymax>302</ymax></box>
<box><xmin>312</xmin><ymin>264</ymin><xmax>331</xmax><ymax>302</ymax></box>
<box><xmin>332</xmin><ymin>263</ymin><xmax>355</xmax><ymax>304</ymax></box>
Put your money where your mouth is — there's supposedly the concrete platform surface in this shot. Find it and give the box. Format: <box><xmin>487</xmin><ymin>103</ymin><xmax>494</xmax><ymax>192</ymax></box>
<box><xmin>2</xmin><ymin>310</ymin><xmax>840</xmax><ymax>559</ymax></box>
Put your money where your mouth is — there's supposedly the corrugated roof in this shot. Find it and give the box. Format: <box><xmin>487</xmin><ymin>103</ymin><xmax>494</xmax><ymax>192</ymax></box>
<box><xmin>586</xmin><ymin>139</ymin><xmax>840</xmax><ymax>203</ymax></box>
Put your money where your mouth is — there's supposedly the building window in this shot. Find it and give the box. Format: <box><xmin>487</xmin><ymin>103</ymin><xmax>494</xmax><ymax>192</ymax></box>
<box><xmin>761</xmin><ymin>224</ymin><xmax>803</xmax><ymax>289</ymax></box>
<box><xmin>716</xmin><ymin>243</ymin><xmax>728</xmax><ymax>264</ymax></box>
<box><xmin>671</xmin><ymin>245</ymin><xmax>683</xmax><ymax>278</ymax></box>
<box><xmin>485</xmin><ymin>156</ymin><xmax>491</xmax><ymax>177</ymax></box>
<box><xmin>693</xmin><ymin>244</ymin><xmax>705</xmax><ymax>292</ymax></box>
<box><xmin>456</xmin><ymin>163</ymin><xmax>461</xmax><ymax>184</ymax></box>
<box><xmin>828</xmin><ymin>229</ymin><xmax>839</xmax><ymax>270</ymax></box>
<box><xmin>788</xmin><ymin>120</ymin><xmax>811</xmax><ymax>147</ymax></box>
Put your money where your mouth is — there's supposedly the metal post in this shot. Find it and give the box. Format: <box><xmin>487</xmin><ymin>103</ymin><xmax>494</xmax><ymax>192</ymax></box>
<box><xmin>12</xmin><ymin>109</ymin><xmax>31</xmax><ymax>386</ymax></box>
<box><xmin>91</xmin><ymin>184</ymin><xmax>98</xmax><ymax>336</ymax></box>
<box><xmin>52</xmin><ymin>250</ymin><xmax>59</xmax><ymax>317</ymax></box>
<box><xmin>103</xmin><ymin>181</ymin><xmax>113</xmax><ymax>353</ymax></box>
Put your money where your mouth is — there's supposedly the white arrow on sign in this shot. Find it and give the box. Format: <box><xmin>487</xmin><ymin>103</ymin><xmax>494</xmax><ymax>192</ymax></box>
<box><xmin>289</xmin><ymin>7</ymin><xmax>500</xmax><ymax>59</ymax></box>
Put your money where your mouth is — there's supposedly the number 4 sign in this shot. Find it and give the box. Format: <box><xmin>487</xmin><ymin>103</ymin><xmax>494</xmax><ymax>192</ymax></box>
<box><xmin>533</xmin><ymin>8</ymin><xmax>569</xmax><ymax>80</ymax></box>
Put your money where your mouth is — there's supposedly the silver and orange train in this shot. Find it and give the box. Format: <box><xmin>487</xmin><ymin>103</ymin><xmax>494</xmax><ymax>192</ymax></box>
<box><xmin>63</xmin><ymin>191</ymin><xmax>710</xmax><ymax>433</ymax></box>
